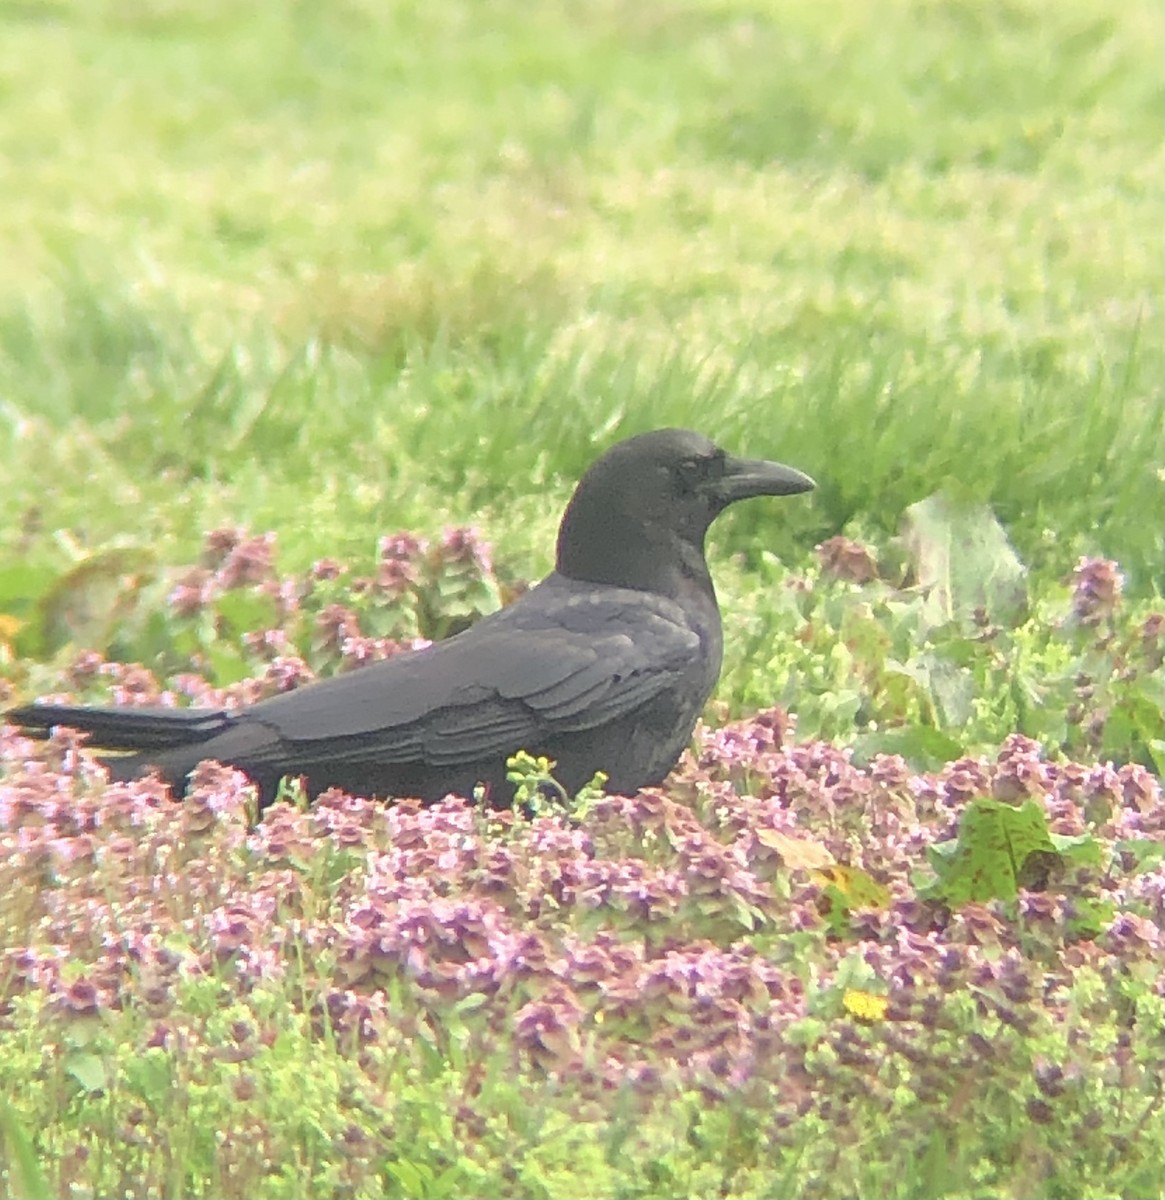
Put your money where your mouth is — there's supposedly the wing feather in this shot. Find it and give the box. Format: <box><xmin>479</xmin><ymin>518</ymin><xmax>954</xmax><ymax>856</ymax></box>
<box><xmin>242</xmin><ymin>590</ymin><xmax>700</xmax><ymax>772</ymax></box>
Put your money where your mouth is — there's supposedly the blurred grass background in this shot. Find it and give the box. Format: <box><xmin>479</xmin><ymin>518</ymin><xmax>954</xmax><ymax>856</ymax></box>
<box><xmin>0</xmin><ymin>0</ymin><xmax>1160</xmax><ymax>594</ymax></box>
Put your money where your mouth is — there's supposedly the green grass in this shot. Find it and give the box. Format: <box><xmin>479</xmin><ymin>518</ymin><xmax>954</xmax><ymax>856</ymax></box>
<box><xmin>0</xmin><ymin>0</ymin><xmax>1160</xmax><ymax>594</ymax></box>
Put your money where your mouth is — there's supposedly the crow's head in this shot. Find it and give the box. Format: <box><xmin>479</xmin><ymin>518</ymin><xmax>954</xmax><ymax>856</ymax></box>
<box><xmin>556</xmin><ymin>428</ymin><xmax>815</xmax><ymax>590</ymax></box>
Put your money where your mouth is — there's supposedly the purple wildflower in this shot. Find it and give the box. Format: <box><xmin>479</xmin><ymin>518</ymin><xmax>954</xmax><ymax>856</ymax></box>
<box><xmin>216</xmin><ymin>532</ymin><xmax>277</xmax><ymax>588</ymax></box>
<box><xmin>1070</xmin><ymin>557</ymin><xmax>1123</xmax><ymax>625</ymax></box>
<box><xmin>167</xmin><ymin>567</ymin><xmax>215</xmax><ymax>617</ymax></box>
<box><xmin>816</xmin><ymin>536</ymin><xmax>878</xmax><ymax>584</ymax></box>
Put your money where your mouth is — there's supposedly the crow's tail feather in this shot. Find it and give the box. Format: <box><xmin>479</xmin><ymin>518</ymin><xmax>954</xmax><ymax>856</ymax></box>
<box><xmin>4</xmin><ymin>703</ymin><xmax>232</xmax><ymax>753</ymax></box>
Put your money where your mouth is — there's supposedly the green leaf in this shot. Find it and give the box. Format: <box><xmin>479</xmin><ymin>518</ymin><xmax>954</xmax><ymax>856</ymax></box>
<box><xmin>850</xmin><ymin>723</ymin><xmax>965</xmax><ymax>771</ymax></box>
<box><xmin>1063</xmin><ymin>896</ymin><xmax>1115</xmax><ymax>940</ymax></box>
<box><xmin>205</xmin><ymin>640</ymin><xmax>251</xmax><ymax>686</ymax></box>
<box><xmin>812</xmin><ymin>864</ymin><xmax>891</xmax><ymax>935</ymax></box>
<box><xmin>0</xmin><ymin>1101</ymin><xmax>50</xmax><ymax>1200</ymax></box>
<box><xmin>1114</xmin><ymin>839</ymin><xmax>1165</xmax><ymax>875</ymax></box>
<box><xmin>124</xmin><ymin>1052</ymin><xmax>173</xmax><ymax>1106</ymax></box>
<box><xmin>920</xmin><ymin>797</ymin><xmax>1064</xmax><ymax>906</ymax></box>
<box><xmin>384</xmin><ymin>1159</ymin><xmax>430</xmax><ymax>1197</ymax></box>
<box><xmin>1100</xmin><ymin>676</ymin><xmax>1165</xmax><ymax>767</ymax></box>
<box><xmin>65</xmin><ymin>1051</ymin><xmax>108</xmax><ymax>1094</ymax></box>
<box><xmin>1048</xmin><ymin>832</ymin><xmax>1104</xmax><ymax>870</ymax></box>
<box><xmin>902</xmin><ymin>491</ymin><xmax>1029</xmax><ymax>630</ymax></box>
<box><xmin>729</xmin><ymin>891</ymin><xmax>758</xmax><ymax>931</ymax></box>
<box><xmin>921</xmin><ymin>653</ymin><xmax>977</xmax><ymax>727</ymax></box>
<box><xmin>213</xmin><ymin>588</ymin><xmax>279</xmax><ymax>637</ymax></box>
<box><xmin>36</xmin><ymin>549</ymin><xmax>154</xmax><ymax>655</ymax></box>
<box><xmin>0</xmin><ymin>562</ymin><xmax>60</xmax><ymax>610</ymax></box>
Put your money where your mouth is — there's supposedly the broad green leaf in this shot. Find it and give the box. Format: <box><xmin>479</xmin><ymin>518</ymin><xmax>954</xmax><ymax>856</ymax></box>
<box><xmin>36</xmin><ymin>549</ymin><xmax>154</xmax><ymax>655</ymax></box>
<box><xmin>902</xmin><ymin>491</ymin><xmax>1028</xmax><ymax>630</ymax></box>
<box><xmin>850</xmin><ymin>723</ymin><xmax>965</xmax><ymax>771</ymax></box>
<box><xmin>1048</xmin><ymin>832</ymin><xmax>1104</xmax><ymax>870</ymax></box>
<box><xmin>0</xmin><ymin>562</ymin><xmax>60</xmax><ymax>610</ymax></box>
<box><xmin>213</xmin><ymin>589</ymin><xmax>279</xmax><ymax>636</ymax></box>
<box><xmin>922</xmin><ymin>654</ymin><xmax>977</xmax><ymax>727</ymax></box>
<box><xmin>920</xmin><ymin>797</ymin><xmax>1075</xmax><ymax>906</ymax></box>
<box><xmin>65</xmin><ymin>1052</ymin><xmax>107</xmax><ymax>1094</ymax></box>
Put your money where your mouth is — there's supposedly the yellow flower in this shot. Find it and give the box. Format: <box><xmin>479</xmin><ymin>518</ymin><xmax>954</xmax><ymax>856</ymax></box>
<box><xmin>842</xmin><ymin>989</ymin><xmax>889</xmax><ymax>1022</ymax></box>
<box><xmin>0</xmin><ymin>613</ymin><xmax>22</xmax><ymax>657</ymax></box>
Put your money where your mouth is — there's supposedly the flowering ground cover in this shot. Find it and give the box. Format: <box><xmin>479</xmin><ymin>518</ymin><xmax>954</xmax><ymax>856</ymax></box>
<box><xmin>1</xmin><ymin>533</ymin><xmax>1161</xmax><ymax>1198</ymax></box>
<box><xmin>0</xmin><ymin>0</ymin><xmax>1160</xmax><ymax>1194</ymax></box>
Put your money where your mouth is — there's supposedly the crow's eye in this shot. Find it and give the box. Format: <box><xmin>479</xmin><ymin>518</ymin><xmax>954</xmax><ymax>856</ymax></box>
<box><xmin>676</xmin><ymin>458</ymin><xmax>703</xmax><ymax>490</ymax></box>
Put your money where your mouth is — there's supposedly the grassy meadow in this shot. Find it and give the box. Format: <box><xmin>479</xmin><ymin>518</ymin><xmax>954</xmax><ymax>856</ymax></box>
<box><xmin>0</xmin><ymin>1</ymin><xmax>1162</xmax><ymax>1197</ymax></box>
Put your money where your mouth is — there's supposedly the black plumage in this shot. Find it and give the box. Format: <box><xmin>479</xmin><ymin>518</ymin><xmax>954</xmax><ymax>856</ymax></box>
<box><xmin>7</xmin><ymin>429</ymin><xmax>814</xmax><ymax>806</ymax></box>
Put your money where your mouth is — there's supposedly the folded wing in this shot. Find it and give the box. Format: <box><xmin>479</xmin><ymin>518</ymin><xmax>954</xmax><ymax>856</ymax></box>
<box><xmin>239</xmin><ymin>594</ymin><xmax>702</xmax><ymax>772</ymax></box>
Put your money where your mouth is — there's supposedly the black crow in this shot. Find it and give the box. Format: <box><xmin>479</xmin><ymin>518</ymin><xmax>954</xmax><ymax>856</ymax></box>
<box><xmin>7</xmin><ymin>429</ymin><xmax>814</xmax><ymax>806</ymax></box>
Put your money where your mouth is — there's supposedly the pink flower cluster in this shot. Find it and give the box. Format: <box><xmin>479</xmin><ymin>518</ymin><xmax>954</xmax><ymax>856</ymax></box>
<box><xmin>2</xmin><ymin>705</ymin><xmax>1161</xmax><ymax>1110</ymax></box>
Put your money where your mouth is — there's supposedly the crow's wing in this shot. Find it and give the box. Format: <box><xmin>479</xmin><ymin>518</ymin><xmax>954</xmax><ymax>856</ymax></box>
<box><xmin>237</xmin><ymin>594</ymin><xmax>701</xmax><ymax>771</ymax></box>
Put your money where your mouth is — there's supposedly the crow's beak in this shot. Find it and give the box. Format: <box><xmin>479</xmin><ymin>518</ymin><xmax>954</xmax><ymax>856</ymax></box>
<box><xmin>718</xmin><ymin>455</ymin><xmax>816</xmax><ymax>503</ymax></box>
